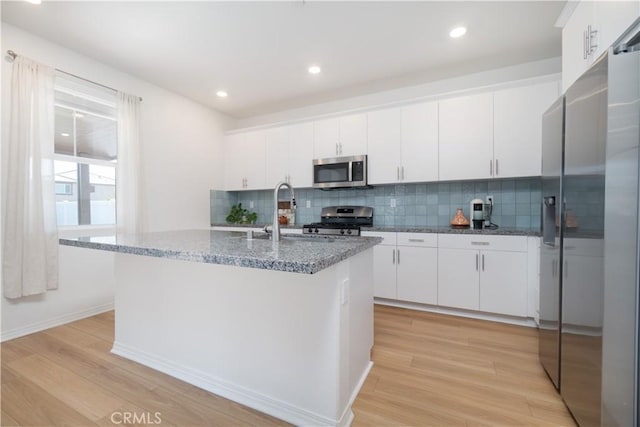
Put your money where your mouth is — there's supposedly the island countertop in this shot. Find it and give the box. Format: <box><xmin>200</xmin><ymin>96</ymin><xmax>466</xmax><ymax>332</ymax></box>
<box><xmin>59</xmin><ymin>229</ymin><xmax>382</xmax><ymax>274</ymax></box>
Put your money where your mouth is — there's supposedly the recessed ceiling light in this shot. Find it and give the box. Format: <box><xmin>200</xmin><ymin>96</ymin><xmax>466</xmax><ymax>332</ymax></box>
<box><xmin>24</xmin><ymin>0</ymin><xmax>42</xmax><ymax>4</ymax></box>
<box><xmin>308</xmin><ymin>65</ymin><xmax>321</xmax><ymax>75</ymax></box>
<box><xmin>216</xmin><ymin>90</ymin><xmax>228</xmax><ymax>98</ymax></box>
<box><xmin>61</xmin><ymin>132</ymin><xmax>70</xmax><ymax>137</ymax></box>
<box><xmin>449</xmin><ymin>26</ymin><xmax>467</xmax><ymax>38</ymax></box>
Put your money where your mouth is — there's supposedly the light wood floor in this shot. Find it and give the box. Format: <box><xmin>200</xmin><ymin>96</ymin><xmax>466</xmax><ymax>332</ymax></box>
<box><xmin>1</xmin><ymin>306</ymin><xmax>575</xmax><ymax>426</ymax></box>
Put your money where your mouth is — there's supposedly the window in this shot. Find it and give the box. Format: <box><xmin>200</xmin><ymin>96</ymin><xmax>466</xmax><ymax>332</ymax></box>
<box><xmin>54</xmin><ymin>75</ymin><xmax>117</xmax><ymax>227</ymax></box>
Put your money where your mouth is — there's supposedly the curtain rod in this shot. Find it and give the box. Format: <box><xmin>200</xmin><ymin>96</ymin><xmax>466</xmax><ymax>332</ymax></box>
<box><xmin>6</xmin><ymin>50</ymin><xmax>143</xmax><ymax>102</ymax></box>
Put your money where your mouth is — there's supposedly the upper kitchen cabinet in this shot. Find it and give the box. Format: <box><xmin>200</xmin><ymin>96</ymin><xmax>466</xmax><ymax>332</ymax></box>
<box><xmin>223</xmin><ymin>130</ymin><xmax>266</xmax><ymax>191</ymax></box>
<box><xmin>367</xmin><ymin>108</ymin><xmax>402</xmax><ymax>184</ymax></box>
<box><xmin>439</xmin><ymin>93</ymin><xmax>494</xmax><ymax>181</ymax></box>
<box><xmin>493</xmin><ymin>81</ymin><xmax>559</xmax><ymax>178</ymax></box>
<box><xmin>562</xmin><ymin>0</ymin><xmax>640</xmax><ymax>91</ymax></box>
<box><xmin>313</xmin><ymin>113</ymin><xmax>367</xmax><ymax>159</ymax></box>
<box><xmin>265</xmin><ymin>123</ymin><xmax>314</xmax><ymax>188</ymax></box>
<box><xmin>367</xmin><ymin>102</ymin><xmax>438</xmax><ymax>185</ymax></box>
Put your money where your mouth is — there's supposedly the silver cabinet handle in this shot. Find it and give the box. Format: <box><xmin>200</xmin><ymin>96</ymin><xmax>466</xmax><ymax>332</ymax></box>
<box><xmin>475</xmin><ymin>254</ymin><xmax>479</xmax><ymax>271</ymax></box>
<box><xmin>482</xmin><ymin>254</ymin><xmax>485</xmax><ymax>271</ymax></box>
<box><xmin>588</xmin><ymin>25</ymin><xmax>598</xmax><ymax>56</ymax></box>
<box><xmin>584</xmin><ymin>29</ymin><xmax>588</xmax><ymax>59</ymax></box>
<box><xmin>397</xmin><ymin>249</ymin><xmax>400</xmax><ymax>264</ymax></box>
<box><xmin>495</xmin><ymin>159</ymin><xmax>499</xmax><ymax>176</ymax></box>
<box><xmin>564</xmin><ymin>260</ymin><xmax>568</xmax><ymax>278</ymax></box>
<box><xmin>340</xmin><ymin>143</ymin><xmax>343</xmax><ymax>155</ymax></box>
<box><xmin>408</xmin><ymin>238</ymin><xmax>424</xmax><ymax>242</ymax></box>
<box><xmin>397</xmin><ymin>166</ymin><xmax>400</xmax><ymax>180</ymax></box>
<box><xmin>471</xmin><ymin>241</ymin><xmax>489</xmax><ymax>246</ymax></box>
<box><xmin>401</xmin><ymin>166</ymin><xmax>405</xmax><ymax>180</ymax></box>
<box><xmin>392</xmin><ymin>249</ymin><xmax>395</xmax><ymax>264</ymax></box>
<box><xmin>490</xmin><ymin>160</ymin><xmax>493</xmax><ymax>176</ymax></box>
<box><xmin>335</xmin><ymin>143</ymin><xmax>339</xmax><ymax>155</ymax></box>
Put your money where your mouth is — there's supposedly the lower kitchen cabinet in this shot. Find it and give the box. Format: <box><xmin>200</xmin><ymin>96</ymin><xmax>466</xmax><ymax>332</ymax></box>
<box><xmin>366</xmin><ymin>232</ymin><xmax>437</xmax><ymax>304</ymax></box>
<box><xmin>437</xmin><ymin>234</ymin><xmax>528</xmax><ymax>317</ymax></box>
<box><xmin>437</xmin><ymin>248</ymin><xmax>480</xmax><ymax>311</ymax></box>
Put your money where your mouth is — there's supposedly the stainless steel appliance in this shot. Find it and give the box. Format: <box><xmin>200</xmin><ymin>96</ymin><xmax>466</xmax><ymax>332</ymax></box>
<box><xmin>312</xmin><ymin>155</ymin><xmax>367</xmax><ymax>189</ymax></box>
<box><xmin>470</xmin><ymin>198</ymin><xmax>486</xmax><ymax>230</ymax></box>
<box><xmin>302</xmin><ymin>206</ymin><xmax>373</xmax><ymax>236</ymax></box>
<box><xmin>539</xmin><ymin>21</ymin><xmax>640</xmax><ymax>427</ymax></box>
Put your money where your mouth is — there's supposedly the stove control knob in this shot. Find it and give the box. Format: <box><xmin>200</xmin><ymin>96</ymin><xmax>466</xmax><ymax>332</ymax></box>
<box><xmin>314</xmin><ymin>228</ymin><xmax>319</xmax><ymax>233</ymax></box>
<box><xmin>340</xmin><ymin>229</ymin><xmax>345</xmax><ymax>235</ymax></box>
<box><xmin>347</xmin><ymin>229</ymin><xmax>352</xmax><ymax>235</ymax></box>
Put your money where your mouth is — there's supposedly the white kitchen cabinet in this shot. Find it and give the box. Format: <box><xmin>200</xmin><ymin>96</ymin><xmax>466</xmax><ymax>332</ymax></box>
<box><xmin>367</xmin><ymin>108</ymin><xmax>402</xmax><ymax>184</ymax></box>
<box><xmin>493</xmin><ymin>81</ymin><xmax>559</xmax><ymax>178</ymax></box>
<box><xmin>365</xmin><ymin>231</ymin><xmax>438</xmax><ymax>304</ymax></box>
<box><xmin>396</xmin><ymin>245</ymin><xmax>438</xmax><ymax>305</ymax></box>
<box><xmin>562</xmin><ymin>0</ymin><xmax>640</xmax><ymax>91</ymax></box>
<box><xmin>437</xmin><ymin>248</ymin><xmax>480</xmax><ymax>311</ymax></box>
<box><xmin>438</xmin><ymin>93</ymin><xmax>494</xmax><ymax>181</ymax></box>
<box><xmin>265</xmin><ymin>126</ymin><xmax>289</xmax><ymax>187</ymax></box>
<box><xmin>367</xmin><ymin>102</ymin><xmax>439</xmax><ymax>185</ymax></box>
<box><xmin>401</xmin><ymin>102</ymin><xmax>439</xmax><ymax>183</ymax></box>
<box><xmin>224</xmin><ymin>131</ymin><xmax>266</xmax><ymax>191</ymax></box>
<box><xmin>437</xmin><ymin>234</ymin><xmax>528</xmax><ymax>316</ymax></box>
<box><xmin>287</xmin><ymin>122</ymin><xmax>314</xmax><ymax>188</ymax></box>
<box><xmin>313</xmin><ymin>113</ymin><xmax>367</xmax><ymax>159</ymax></box>
<box><xmin>479</xmin><ymin>250</ymin><xmax>528</xmax><ymax>316</ymax></box>
<box><xmin>265</xmin><ymin>123</ymin><xmax>314</xmax><ymax>188</ymax></box>
<box><xmin>373</xmin><ymin>244</ymin><xmax>397</xmax><ymax>299</ymax></box>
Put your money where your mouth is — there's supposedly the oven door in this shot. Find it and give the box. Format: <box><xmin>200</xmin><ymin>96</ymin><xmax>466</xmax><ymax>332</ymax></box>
<box><xmin>313</xmin><ymin>155</ymin><xmax>367</xmax><ymax>189</ymax></box>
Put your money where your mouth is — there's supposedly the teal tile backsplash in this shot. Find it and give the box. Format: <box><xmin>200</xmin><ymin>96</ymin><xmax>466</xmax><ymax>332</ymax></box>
<box><xmin>211</xmin><ymin>177</ymin><xmax>542</xmax><ymax>230</ymax></box>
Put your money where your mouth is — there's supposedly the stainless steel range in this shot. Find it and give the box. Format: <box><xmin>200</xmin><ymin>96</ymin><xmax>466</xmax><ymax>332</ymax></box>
<box><xmin>303</xmin><ymin>206</ymin><xmax>373</xmax><ymax>236</ymax></box>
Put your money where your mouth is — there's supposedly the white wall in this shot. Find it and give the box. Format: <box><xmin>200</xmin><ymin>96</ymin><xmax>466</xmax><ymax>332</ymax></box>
<box><xmin>234</xmin><ymin>57</ymin><xmax>561</xmax><ymax>130</ymax></box>
<box><xmin>1</xmin><ymin>23</ymin><xmax>232</xmax><ymax>340</ymax></box>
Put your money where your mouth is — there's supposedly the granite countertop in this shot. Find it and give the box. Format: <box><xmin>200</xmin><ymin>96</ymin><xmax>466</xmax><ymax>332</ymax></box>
<box><xmin>210</xmin><ymin>223</ymin><xmax>541</xmax><ymax>237</ymax></box>
<box><xmin>59</xmin><ymin>229</ymin><xmax>382</xmax><ymax>274</ymax></box>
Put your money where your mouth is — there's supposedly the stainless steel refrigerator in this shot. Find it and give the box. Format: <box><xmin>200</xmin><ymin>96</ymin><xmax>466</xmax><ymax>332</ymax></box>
<box><xmin>539</xmin><ymin>21</ymin><xmax>640</xmax><ymax>427</ymax></box>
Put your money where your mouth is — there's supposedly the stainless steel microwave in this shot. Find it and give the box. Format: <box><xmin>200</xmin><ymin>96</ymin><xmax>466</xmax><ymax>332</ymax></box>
<box><xmin>313</xmin><ymin>155</ymin><xmax>368</xmax><ymax>189</ymax></box>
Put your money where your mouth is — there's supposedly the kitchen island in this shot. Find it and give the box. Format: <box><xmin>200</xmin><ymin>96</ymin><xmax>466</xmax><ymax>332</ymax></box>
<box><xmin>60</xmin><ymin>230</ymin><xmax>381</xmax><ymax>427</ymax></box>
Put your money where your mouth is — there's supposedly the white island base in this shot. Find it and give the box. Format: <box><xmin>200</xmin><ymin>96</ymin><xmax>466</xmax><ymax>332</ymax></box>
<box><xmin>111</xmin><ymin>248</ymin><xmax>374</xmax><ymax>426</ymax></box>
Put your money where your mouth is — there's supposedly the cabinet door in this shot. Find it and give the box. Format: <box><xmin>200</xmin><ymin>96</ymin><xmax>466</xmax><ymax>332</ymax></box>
<box><xmin>438</xmin><ymin>93</ymin><xmax>494</xmax><ymax>181</ymax></box>
<box><xmin>437</xmin><ymin>248</ymin><xmax>479</xmax><ymax>310</ymax></box>
<box><xmin>493</xmin><ymin>82</ymin><xmax>559</xmax><ymax>178</ymax></box>
<box><xmin>397</xmin><ymin>246</ymin><xmax>437</xmax><ymax>305</ymax></box>
<box><xmin>338</xmin><ymin>113</ymin><xmax>368</xmax><ymax>156</ymax></box>
<box><xmin>224</xmin><ymin>133</ymin><xmax>246</xmax><ymax>191</ymax></box>
<box><xmin>373</xmin><ymin>245</ymin><xmax>397</xmax><ymax>299</ymax></box>
<box><xmin>479</xmin><ymin>250</ymin><xmax>528</xmax><ymax>317</ymax></box>
<box><xmin>401</xmin><ymin>101</ymin><xmax>438</xmax><ymax>183</ymax></box>
<box><xmin>287</xmin><ymin>122</ymin><xmax>314</xmax><ymax>188</ymax></box>
<box><xmin>243</xmin><ymin>130</ymin><xmax>266</xmax><ymax>190</ymax></box>
<box><xmin>265</xmin><ymin>126</ymin><xmax>289</xmax><ymax>188</ymax></box>
<box><xmin>313</xmin><ymin>118</ymin><xmax>339</xmax><ymax>159</ymax></box>
<box><xmin>562</xmin><ymin>1</ymin><xmax>595</xmax><ymax>92</ymax></box>
<box><xmin>367</xmin><ymin>108</ymin><xmax>402</xmax><ymax>184</ymax></box>
<box><xmin>593</xmin><ymin>1</ymin><xmax>640</xmax><ymax>62</ymax></box>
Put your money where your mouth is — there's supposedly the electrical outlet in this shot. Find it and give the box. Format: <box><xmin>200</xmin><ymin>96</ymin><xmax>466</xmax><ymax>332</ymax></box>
<box><xmin>486</xmin><ymin>195</ymin><xmax>494</xmax><ymax>206</ymax></box>
<box><xmin>306</xmin><ymin>200</ymin><xmax>311</xmax><ymax>208</ymax></box>
<box><xmin>390</xmin><ymin>198</ymin><xmax>396</xmax><ymax>208</ymax></box>
<box><xmin>249</xmin><ymin>201</ymin><xmax>254</xmax><ymax>209</ymax></box>
<box><xmin>341</xmin><ymin>279</ymin><xmax>350</xmax><ymax>305</ymax></box>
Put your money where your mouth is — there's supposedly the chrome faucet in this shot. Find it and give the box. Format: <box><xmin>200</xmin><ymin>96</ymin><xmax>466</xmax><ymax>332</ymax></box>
<box><xmin>272</xmin><ymin>181</ymin><xmax>296</xmax><ymax>247</ymax></box>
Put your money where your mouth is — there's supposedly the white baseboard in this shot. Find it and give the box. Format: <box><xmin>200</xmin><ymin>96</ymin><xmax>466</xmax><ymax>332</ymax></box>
<box><xmin>374</xmin><ymin>298</ymin><xmax>538</xmax><ymax>328</ymax></box>
<box><xmin>337</xmin><ymin>360</ymin><xmax>373</xmax><ymax>427</ymax></box>
<box><xmin>1</xmin><ymin>302</ymin><xmax>114</xmax><ymax>342</ymax></box>
<box><xmin>112</xmin><ymin>341</ymin><xmax>352</xmax><ymax>427</ymax></box>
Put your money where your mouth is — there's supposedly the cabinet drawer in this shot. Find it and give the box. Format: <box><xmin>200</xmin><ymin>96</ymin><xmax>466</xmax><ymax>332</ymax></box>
<box><xmin>437</xmin><ymin>234</ymin><xmax>527</xmax><ymax>252</ymax></box>
<box><xmin>362</xmin><ymin>231</ymin><xmax>396</xmax><ymax>245</ymax></box>
<box><xmin>397</xmin><ymin>232</ymin><xmax>437</xmax><ymax>247</ymax></box>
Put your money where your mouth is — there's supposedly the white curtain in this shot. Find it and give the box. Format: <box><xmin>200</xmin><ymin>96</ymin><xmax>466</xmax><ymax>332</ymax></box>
<box><xmin>116</xmin><ymin>92</ymin><xmax>142</xmax><ymax>234</ymax></box>
<box><xmin>2</xmin><ymin>56</ymin><xmax>57</xmax><ymax>299</ymax></box>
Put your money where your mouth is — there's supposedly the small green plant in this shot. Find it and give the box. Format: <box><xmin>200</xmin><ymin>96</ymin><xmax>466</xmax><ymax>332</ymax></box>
<box><xmin>226</xmin><ymin>203</ymin><xmax>258</xmax><ymax>224</ymax></box>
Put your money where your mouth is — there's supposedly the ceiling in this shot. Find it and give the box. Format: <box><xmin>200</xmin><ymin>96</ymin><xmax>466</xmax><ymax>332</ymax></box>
<box><xmin>1</xmin><ymin>1</ymin><xmax>565</xmax><ymax>119</ymax></box>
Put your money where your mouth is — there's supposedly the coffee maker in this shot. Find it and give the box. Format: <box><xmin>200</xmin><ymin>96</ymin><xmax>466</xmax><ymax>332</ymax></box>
<box><xmin>470</xmin><ymin>198</ymin><xmax>486</xmax><ymax>230</ymax></box>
